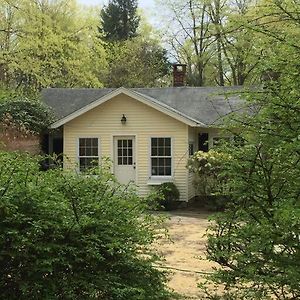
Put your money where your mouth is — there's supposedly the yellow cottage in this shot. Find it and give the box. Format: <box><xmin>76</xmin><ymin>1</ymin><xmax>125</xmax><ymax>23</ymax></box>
<box><xmin>43</xmin><ymin>85</ymin><xmax>245</xmax><ymax>202</ymax></box>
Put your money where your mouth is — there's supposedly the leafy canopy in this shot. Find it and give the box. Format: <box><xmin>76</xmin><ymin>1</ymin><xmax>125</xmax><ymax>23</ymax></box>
<box><xmin>0</xmin><ymin>98</ymin><xmax>55</xmax><ymax>133</ymax></box>
<box><xmin>201</xmin><ymin>1</ymin><xmax>300</xmax><ymax>298</ymax></box>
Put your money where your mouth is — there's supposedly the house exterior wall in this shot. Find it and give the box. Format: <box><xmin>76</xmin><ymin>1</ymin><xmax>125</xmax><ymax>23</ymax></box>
<box><xmin>63</xmin><ymin>93</ymin><xmax>190</xmax><ymax>201</ymax></box>
<box><xmin>187</xmin><ymin>126</ymin><xmax>197</xmax><ymax>200</ymax></box>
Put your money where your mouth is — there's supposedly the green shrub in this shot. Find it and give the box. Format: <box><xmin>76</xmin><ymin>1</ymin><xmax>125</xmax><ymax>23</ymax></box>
<box><xmin>0</xmin><ymin>99</ymin><xmax>55</xmax><ymax>134</ymax></box>
<box><xmin>0</xmin><ymin>151</ymin><xmax>172</xmax><ymax>299</ymax></box>
<box><xmin>187</xmin><ymin>150</ymin><xmax>230</xmax><ymax>197</ymax></box>
<box><xmin>156</xmin><ymin>182</ymin><xmax>180</xmax><ymax>211</ymax></box>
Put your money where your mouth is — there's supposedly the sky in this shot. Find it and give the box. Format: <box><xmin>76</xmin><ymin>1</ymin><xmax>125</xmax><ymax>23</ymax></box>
<box><xmin>77</xmin><ymin>0</ymin><xmax>155</xmax><ymax>10</ymax></box>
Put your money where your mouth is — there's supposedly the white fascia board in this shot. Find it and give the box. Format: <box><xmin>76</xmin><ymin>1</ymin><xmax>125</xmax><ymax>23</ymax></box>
<box><xmin>49</xmin><ymin>87</ymin><xmax>206</xmax><ymax>129</ymax></box>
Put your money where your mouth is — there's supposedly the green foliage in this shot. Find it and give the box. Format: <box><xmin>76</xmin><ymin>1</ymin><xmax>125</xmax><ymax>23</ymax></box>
<box><xmin>0</xmin><ymin>152</ymin><xmax>172</xmax><ymax>299</ymax></box>
<box><xmin>103</xmin><ymin>37</ymin><xmax>170</xmax><ymax>87</ymax></box>
<box><xmin>100</xmin><ymin>0</ymin><xmax>140</xmax><ymax>41</ymax></box>
<box><xmin>202</xmin><ymin>1</ymin><xmax>300</xmax><ymax>298</ymax></box>
<box><xmin>0</xmin><ymin>99</ymin><xmax>55</xmax><ymax>133</ymax></box>
<box><xmin>0</xmin><ymin>0</ymin><xmax>107</xmax><ymax>92</ymax></box>
<box><xmin>187</xmin><ymin>150</ymin><xmax>230</xmax><ymax>211</ymax></box>
<box><xmin>156</xmin><ymin>182</ymin><xmax>180</xmax><ymax>211</ymax></box>
<box><xmin>187</xmin><ymin>150</ymin><xmax>230</xmax><ymax>196</ymax></box>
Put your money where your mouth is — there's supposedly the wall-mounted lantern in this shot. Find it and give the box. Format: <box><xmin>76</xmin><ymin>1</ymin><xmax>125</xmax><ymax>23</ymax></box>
<box><xmin>121</xmin><ymin>114</ymin><xmax>127</xmax><ymax>125</ymax></box>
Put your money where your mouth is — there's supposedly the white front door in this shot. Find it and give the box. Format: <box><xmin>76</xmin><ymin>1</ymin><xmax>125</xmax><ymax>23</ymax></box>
<box><xmin>113</xmin><ymin>136</ymin><xmax>136</xmax><ymax>184</ymax></box>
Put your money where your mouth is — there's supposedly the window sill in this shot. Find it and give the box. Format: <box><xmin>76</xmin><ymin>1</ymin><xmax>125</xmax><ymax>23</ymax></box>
<box><xmin>147</xmin><ymin>176</ymin><xmax>173</xmax><ymax>185</ymax></box>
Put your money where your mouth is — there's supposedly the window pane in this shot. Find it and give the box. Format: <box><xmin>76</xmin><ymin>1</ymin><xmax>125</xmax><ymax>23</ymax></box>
<box><xmin>91</xmin><ymin>147</ymin><xmax>98</xmax><ymax>156</ymax></box>
<box><xmin>152</xmin><ymin>158</ymin><xmax>158</xmax><ymax>167</ymax></box>
<box><xmin>158</xmin><ymin>158</ymin><xmax>164</xmax><ymax>166</ymax></box>
<box><xmin>92</xmin><ymin>138</ymin><xmax>98</xmax><ymax>147</ymax></box>
<box><xmin>158</xmin><ymin>166</ymin><xmax>164</xmax><ymax>176</ymax></box>
<box><xmin>165</xmin><ymin>158</ymin><xmax>171</xmax><ymax>167</ymax></box>
<box><xmin>128</xmin><ymin>149</ymin><xmax>133</xmax><ymax>157</ymax></box>
<box><xmin>80</xmin><ymin>157</ymin><xmax>98</xmax><ymax>172</ymax></box>
<box><xmin>189</xmin><ymin>144</ymin><xmax>194</xmax><ymax>156</ymax></box>
<box><xmin>118</xmin><ymin>140</ymin><xmax>122</xmax><ymax>148</ymax></box>
<box><xmin>79</xmin><ymin>147</ymin><xmax>85</xmax><ymax>156</ymax></box>
<box><xmin>86</xmin><ymin>139</ymin><xmax>92</xmax><ymax>147</ymax></box>
<box><xmin>123</xmin><ymin>149</ymin><xmax>128</xmax><ymax>156</ymax></box>
<box><xmin>118</xmin><ymin>157</ymin><xmax>122</xmax><ymax>165</ymax></box>
<box><xmin>165</xmin><ymin>166</ymin><xmax>171</xmax><ymax>176</ymax></box>
<box><xmin>118</xmin><ymin>149</ymin><xmax>122</xmax><ymax>157</ymax></box>
<box><xmin>152</xmin><ymin>147</ymin><xmax>157</xmax><ymax>156</ymax></box>
<box><xmin>128</xmin><ymin>140</ymin><xmax>132</xmax><ymax>147</ymax></box>
<box><xmin>165</xmin><ymin>138</ymin><xmax>171</xmax><ymax>147</ymax></box>
<box><xmin>152</xmin><ymin>138</ymin><xmax>157</xmax><ymax>147</ymax></box>
<box><xmin>86</xmin><ymin>148</ymin><xmax>92</xmax><ymax>156</ymax></box>
<box><xmin>165</xmin><ymin>146</ymin><xmax>171</xmax><ymax>156</ymax></box>
<box><xmin>79</xmin><ymin>138</ymin><xmax>85</xmax><ymax>147</ymax></box>
<box><xmin>158</xmin><ymin>147</ymin><xmax>164</xmax><ymax>156</ymax></box>
<box><xmin>123</xmin><ymin>157</ymin><xmax>128</xmax><ymax>165</ymax></box>
<box><xmin>123</xmin><ymin>140</ymin><xmax>127</xmax><ymax>147</ymax></box>
<box><xmin>158</xmin><ymin>138</ymin><xmax>164</xmax><ymax>147</ymax></box>
<box><xmin>128</xmin><ymin>157</ymin><xmax>133</xmax><ymax>165</ymax></box>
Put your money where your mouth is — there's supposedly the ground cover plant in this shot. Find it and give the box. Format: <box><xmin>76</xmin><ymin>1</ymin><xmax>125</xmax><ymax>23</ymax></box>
<box><xmin>0</xmin><ymin>152</ymin><xmax>172</xmax><ymax>299</ymax></box>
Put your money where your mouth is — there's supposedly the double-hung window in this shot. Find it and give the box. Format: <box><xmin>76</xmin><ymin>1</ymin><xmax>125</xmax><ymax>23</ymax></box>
<box><xmin>78</xmin><ymin>138</ymin><xmax>99</xmax><ymax>171</ymax></box>
<box><xmin>151</xmin><ymin>137</ymin><xmax>172</xmax><ymax>176</ymax></box>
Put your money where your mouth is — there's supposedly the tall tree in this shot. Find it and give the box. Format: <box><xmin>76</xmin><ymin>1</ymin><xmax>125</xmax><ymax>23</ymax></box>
<box><xmin>0</xmin><ymin>0</ymin><xmax>107</xmax><ymax>93</ymax></box>
<box><xmin>100</xmin><ymin>0</ymin><xmax>140</xmax><ymax>41</ymax></box>
<box><xmin>207</xmin><ymin>0</ymin><xmax>226</xmax><ymax>86</ymax></box>
<box><xmin>221</xmin><ymin>0</ymin><xmax>260</xmax><ymax>85</ymax></box>
<box><xmin>102</xmin><ymin>35</ymin><xmax>170</xmax><ymax>87</ymax></box>
<box><xmin>200</xmin><ymin>0</ymin><xmax>300</xmax><ymax>298</ymax></box>
<box><xmin>160</xmin><ymin>0</ymin><xmax>213</xmax><ymax>86</ymax></box>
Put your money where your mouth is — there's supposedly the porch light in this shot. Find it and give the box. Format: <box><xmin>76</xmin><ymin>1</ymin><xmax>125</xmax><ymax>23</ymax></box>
<box><xmin>121</xmin><ymin>114</ymin><xmax>127</xmax><ymax>125</ymax></box>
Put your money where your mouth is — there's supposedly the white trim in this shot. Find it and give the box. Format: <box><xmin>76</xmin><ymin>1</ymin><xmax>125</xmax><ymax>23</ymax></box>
<box><xmin>49</xmin><ymin>87</ymin><xmax>206</xmax><ymax>129</ymax></box>
<box><xmin>147</xmin><ymin>176</ymin><xmax>173</xmax><ymax>185</ymax></box>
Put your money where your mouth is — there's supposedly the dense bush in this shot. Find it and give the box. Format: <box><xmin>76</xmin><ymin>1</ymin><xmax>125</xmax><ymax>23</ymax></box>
<box><xmin>0</xmin><ymin>99</ymin><xmax>55</xmax><ymax>134</ymax></box>
<box><xmin>0</xmin><ymin>152</ymin><xmax>172</xmax><ymax>299</ymax></box>
<box><xmin>156</xmin><ymin>182</ymin><xmax>180</xmax><ymax>211</ymax></box>
<box><xmin>187</xmin><ymin>150</ymin><xmax>230</xmax><ymax>211</ymax></box>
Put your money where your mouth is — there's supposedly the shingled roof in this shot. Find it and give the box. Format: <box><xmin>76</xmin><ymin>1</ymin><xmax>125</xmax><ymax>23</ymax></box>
<box><xmin>42</xmin><ymin>86</ymin><xmax>248</xmax><ymax>127</ymax></box>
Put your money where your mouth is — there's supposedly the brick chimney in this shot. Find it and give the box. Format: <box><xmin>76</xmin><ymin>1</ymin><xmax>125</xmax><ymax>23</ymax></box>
<box><xmin>173</xmin><ymin>64</ymin><xmax>187</xmax><ymax>87</ymax></box>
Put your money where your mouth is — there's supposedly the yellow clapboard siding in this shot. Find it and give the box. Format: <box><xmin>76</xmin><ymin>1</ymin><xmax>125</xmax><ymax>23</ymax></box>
<box><xmin>64</xmin><ymin>93</ymin><xmax>190</xmax><ymax>201</ymax></box>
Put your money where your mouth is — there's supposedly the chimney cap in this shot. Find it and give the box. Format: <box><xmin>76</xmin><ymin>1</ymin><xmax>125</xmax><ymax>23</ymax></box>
<box><xmin>173</xmin><ymin>64</ymin><xmax>187</xmax><ymax>87</ymax></box>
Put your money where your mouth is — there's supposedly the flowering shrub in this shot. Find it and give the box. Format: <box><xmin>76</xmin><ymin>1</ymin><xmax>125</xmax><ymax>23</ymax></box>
<box><xmin>187</xmin><ymin>150</ymin><xmax>230</xmax><ymax>196</ymax></box>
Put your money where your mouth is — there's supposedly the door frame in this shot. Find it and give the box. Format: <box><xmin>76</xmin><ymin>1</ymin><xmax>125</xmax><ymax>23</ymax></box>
<box><xmin>112</xmin><ymin>134</ymin><xmax>137</xmax><ymax>184</ymax></box>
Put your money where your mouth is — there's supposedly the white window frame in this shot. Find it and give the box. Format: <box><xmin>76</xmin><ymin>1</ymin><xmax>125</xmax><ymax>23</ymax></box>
<box><xmin>149</xmin><ymin>137</ymin><xmax>173</xmax><ymax>181</ymax></box>
<box><xmin>77</xmin><ymin>137</ymin><xmax>100</xmax><ymax>172</ymax></box>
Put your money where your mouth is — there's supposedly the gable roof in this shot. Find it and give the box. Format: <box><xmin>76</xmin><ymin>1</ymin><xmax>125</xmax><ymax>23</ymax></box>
<box><xmin>42</xmin><ymin>86</ymin><xmax>248</xmax><ymax>129</ymax></box>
